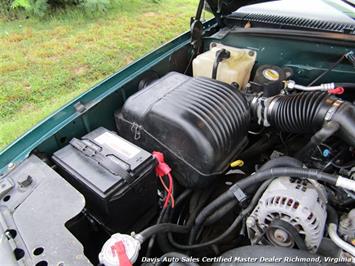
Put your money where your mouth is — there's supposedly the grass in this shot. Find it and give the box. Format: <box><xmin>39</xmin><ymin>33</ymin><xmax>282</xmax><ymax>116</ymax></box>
<box><xmin>0</xmin><ymin>0</ymin><xmax>202</xmax><ymax>150</ymax></box>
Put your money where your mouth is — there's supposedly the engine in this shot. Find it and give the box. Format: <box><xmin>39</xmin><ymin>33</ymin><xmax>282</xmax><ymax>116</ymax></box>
<box><xmin>23</xmin><ymin>44</ymin><xmax>355</xmax><ymax>265</ymax></box>
<box><xmin>97</xmin><ymin>47</ymin><xmax>354</xmax><ymax>263</ymax></box>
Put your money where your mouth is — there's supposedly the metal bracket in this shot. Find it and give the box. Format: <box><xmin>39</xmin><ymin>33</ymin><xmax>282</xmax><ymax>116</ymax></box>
<box><xmin>74</xmin><ymin>101</ymin><xmax>86</xmax><ymax>113</ymax></box>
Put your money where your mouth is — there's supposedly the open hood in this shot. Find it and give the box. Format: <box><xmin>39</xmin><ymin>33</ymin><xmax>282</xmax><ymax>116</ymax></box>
<box><xmin>205</xmin><ymin>0</ymin><xmax>269</xmax><ymax>17</ymax></box>
<box><xmin>206</xmin><ymin>0</ymin><xmax>355</xmax><ymax>19</ymax></box>
<box><xmin>204</xmin><ymin>0</ymin><xmax>355</xmax><ymax>33</ymax></box>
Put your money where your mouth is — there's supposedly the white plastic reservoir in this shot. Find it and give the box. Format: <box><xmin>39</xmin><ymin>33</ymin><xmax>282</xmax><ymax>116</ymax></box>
<box><xmin>192</xmin><ymin>43</ymin><xmax>256</xmax><ymax>88</ymax></box>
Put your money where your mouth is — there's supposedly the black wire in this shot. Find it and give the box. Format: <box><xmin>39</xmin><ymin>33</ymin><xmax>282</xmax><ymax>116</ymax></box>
<box><xmin>145</xmin><ymin>189</ymin><xmax>192</xmax><ymax>257</ymax></box>
<box><xmin>145</xmin><ymin>207</ymin><xmax>168</xmax><ymax>257</ymax></box>
<box><xmin>308</xmin><ymin>53</ymin><xmax>347</xmax><ymax>86</ymax></box>
<box><xmin>166</xmin><ymin>179</ymin><xmax>273</xmax><ymax>250</ymax></box>
<box><xmin>162</xmin><ymin>188</ymin><xmax>215</xmax><ymax>254</ymax></box>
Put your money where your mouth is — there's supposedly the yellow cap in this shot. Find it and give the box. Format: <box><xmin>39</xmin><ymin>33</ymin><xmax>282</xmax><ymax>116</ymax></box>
<box><xmin>230</xmin><ymin>159</ymin><xmax>244</xmax><ymax>168</ymax></box>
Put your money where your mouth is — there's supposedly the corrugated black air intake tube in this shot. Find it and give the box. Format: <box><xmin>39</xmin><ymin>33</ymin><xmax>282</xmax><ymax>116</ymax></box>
<box><xmin>268</xmin><ymin>92</ymin><xmax>328</xmax><ymax>133</ymax></box>
<box><xmin>266</xmin><ymin>92</ymin><xmax>355</xmax><ymax>146</ymax></box>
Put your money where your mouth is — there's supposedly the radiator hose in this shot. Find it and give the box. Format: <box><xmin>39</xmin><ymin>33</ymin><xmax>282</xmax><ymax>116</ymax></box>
<box><xmin>254</xmin><ymin>92</ymin><xmax>355</xmax><ymax>146</ymax></box>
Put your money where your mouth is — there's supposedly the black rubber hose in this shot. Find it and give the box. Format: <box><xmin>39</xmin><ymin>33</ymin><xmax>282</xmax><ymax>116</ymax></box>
<box><xmin>165</xmin><ymin>190</ymin><xmax>216</xmax><ymax>252</ymax></box>
<box><xmin>235</xmin><ymin>167</ymin><xmax>337</xmax><ymax>190</ymax></box>
<box><xmin>212</xmin><ymin>49</ymin><xmax>230</xmax><ymax>79</ymax></box>
<box><xmin>326</xmin><ymin>205</ymin><xmax>339</xmax><ymax>225</ymax></box>
<box><xmin>145</xmin><ymin>207</ymin><xmax>168</xmax><ymax>257</ymax></box>
<box><xmin>188</xmin><ymin>192</ymin><xmax>234</xmax><ymax>244</ymax></box>
<box><xmin>296</xmin><ymin>121</ymin><xmax>340</xmax><ymax>160</ymax></box>
<box><xmin>157</xmin><ymin>188</ymin><xmax>214</xmax><ymax>253</ymax></box>
<box><xmin>335</xmin><ymin>83</ymin><xmax>355</xmax><ymax>89</ymax></box>
<box><xmin>204</xmin><ymin>156</ymin><xmax>302</xmax><ymax>226</ymax></box>
<box><xmin>205</xmin><ymin>200</ymin><xmax>236</xmax><ymax>226</ymax></box>
<box><xmin>156</xmin><ymin>208</ymin><xmax>175</xmax><ymax>253</ymax></box>
<box><xmin>240</xmin><ymin>134</ymin><xmax>279</xmax><ymax>159</ymax></box>
<box><xmin>267</xmin><ymin>92</ymin><xmax>355</xmax><ymax>146</ymax></box>
<box><xmin>156</xmin><ymin>190</ymin><xmax>193</xmax><ymax>253</ymax></box>
<box><xmin>167</xmin><ymin>179</ymin><xmax>273</xmax><ymax>250</ymax></box>
<box><xmin>189</xmin><ymin>189</ymin><xmax>231</xmax><ymax>244</ymax></box>
<box><xmin>139</xmin><ymin>223</ymin><xmax>189</xmax><ymax>242</ymax></box>
<box><xmin>259</xmin><ymin>156</ymin><xmax>302</xmax><ymax>171</ymax></box>
<box><xmin>146</xmin><ymin>189</ymin><xmax>192</xmax><ymax>256</ymax></box>
<box><xmin>331</xmin><ymin>100</ymin><xmax>355</xmax><ymax>146</ymax></box>
<box><xmin>156</xmin><ymin>252</ymin><xmax>199</xmax><ymax>266</ymax></box>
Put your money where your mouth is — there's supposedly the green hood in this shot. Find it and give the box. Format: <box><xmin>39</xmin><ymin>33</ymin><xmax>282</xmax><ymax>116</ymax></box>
<box><xmin>205</xmin><ymin>0</ymin><xmax>269</xmax><ymax>17</ymax></box>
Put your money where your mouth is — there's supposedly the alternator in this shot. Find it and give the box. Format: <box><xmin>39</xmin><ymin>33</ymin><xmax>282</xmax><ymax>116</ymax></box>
<box><xmin>247</xmin><ymin>176</ymin><xmax>327</xmax><ymax>252</ymax></box>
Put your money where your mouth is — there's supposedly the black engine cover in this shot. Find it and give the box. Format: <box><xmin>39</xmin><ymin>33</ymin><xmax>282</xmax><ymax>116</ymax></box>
<box><xmin>115</xmin><ymin>72</ymin><xmax>249</xmax><ymax>187</ymax></box>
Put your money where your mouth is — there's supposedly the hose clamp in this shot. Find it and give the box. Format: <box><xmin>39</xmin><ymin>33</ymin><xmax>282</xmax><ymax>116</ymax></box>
<box><xmin>251</xmin><ymin>96</ymin><xmax>276</xmax><ymax>127</ymax></box>
<box><xmin>324</xmin><ymin>99</ymin><xmax>343</xmax><ymax>121</ymax></box>
<box><xmin>264</xmin><ymin>96</ymin><xmax>279</xmax><ymax>126</ymax></box>
<box><xmin>251</xmin><ymin>96</ymin><xmax>265</xmax><ymax>126</ymax></box>
<box><xmin>131</xmin><ymin>233</ymin><xmax>144</xmax><ymax>244</ymax></box>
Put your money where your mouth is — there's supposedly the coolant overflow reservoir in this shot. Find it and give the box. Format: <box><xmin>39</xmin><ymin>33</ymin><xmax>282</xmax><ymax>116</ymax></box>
<box><xmin>192</xmin><ymin>43</ymin><xmax>256</xmax><ymax>88</ymax></box>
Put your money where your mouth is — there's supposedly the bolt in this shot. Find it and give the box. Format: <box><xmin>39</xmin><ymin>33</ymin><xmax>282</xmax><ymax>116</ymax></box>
<box><xmin>4</xmin><ymin>230</ymin><xmax>13</xmax><ymax>239</ymax></box>
<box><xmin>274</xmin><ymin>229</ymin><xmax>288</xmax><ymax>243</ymax></box>
<box><xmin>246</xmin><ymin>217</ymin><xmax>256</xmax><ymax>228</ymax></box>
<box><xmin>17</xmin><ymin>175</ymin><xmax>33</xmax><ymax>188</ymax></box>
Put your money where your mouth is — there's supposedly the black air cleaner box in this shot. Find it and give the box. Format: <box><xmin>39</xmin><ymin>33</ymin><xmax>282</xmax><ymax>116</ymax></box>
<box><xmin>52</xmin><ymin>127</ymin><xmax>157</xmax><ymax>232</ymax></box>
<box><xmin>115</xmin><ymin>72</ymin><xmax>250</xmax><ymax>188</ymax></box>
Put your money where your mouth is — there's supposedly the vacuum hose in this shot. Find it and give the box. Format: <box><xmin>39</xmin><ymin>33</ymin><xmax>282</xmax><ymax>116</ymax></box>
<box><xmin>255</xmin><ymin>92</ymin><xmax>355</xmax><ymax>146</ymax></box>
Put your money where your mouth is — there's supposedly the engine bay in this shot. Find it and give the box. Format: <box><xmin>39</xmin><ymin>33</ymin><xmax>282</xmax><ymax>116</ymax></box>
<box><xmin>1</xmin><ymin>28</ymin><xmax>355</xmax><ymax>266</ymax></box>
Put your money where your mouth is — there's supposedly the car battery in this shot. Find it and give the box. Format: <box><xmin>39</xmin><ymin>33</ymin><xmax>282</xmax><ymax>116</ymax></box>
<box><xmin>52</xmin><ymin>127</ymin><xmax>157</xmax><ymax>232</ymax></box>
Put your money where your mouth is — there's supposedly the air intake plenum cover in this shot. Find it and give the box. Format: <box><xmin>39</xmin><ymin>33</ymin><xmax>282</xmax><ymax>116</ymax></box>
<box><xmin>115</xmin><ymin>72</ymin><xmax>250</xmax><ymax>187</ymax></box>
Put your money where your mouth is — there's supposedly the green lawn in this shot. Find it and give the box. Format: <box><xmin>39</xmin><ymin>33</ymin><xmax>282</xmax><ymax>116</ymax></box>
<box><xmin>0</xmin><ymin>0</ymin><xmax>200</xmax><ymax>150</ymax></box>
